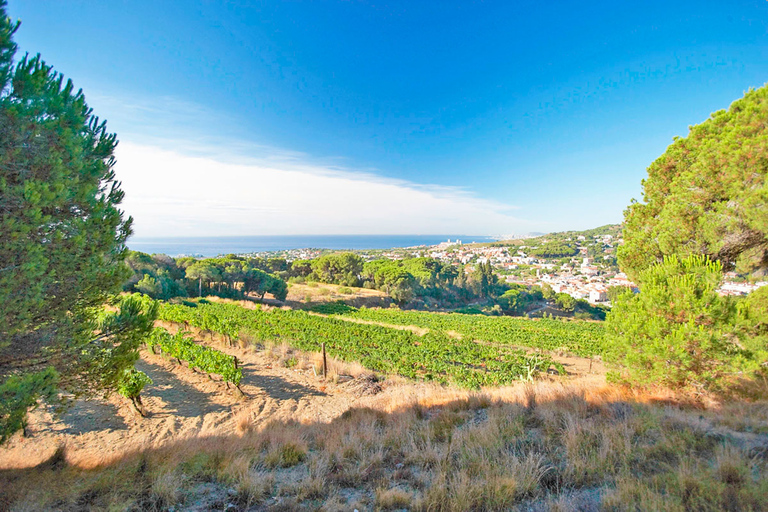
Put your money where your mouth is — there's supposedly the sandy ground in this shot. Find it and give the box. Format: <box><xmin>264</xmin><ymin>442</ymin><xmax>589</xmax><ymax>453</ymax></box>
<box><xmin>0</xmin><ymin>321</ymin><xmax>606</xmax><ymax>470</ymax></box>
<box><xmin>0</xmin><ymin>340</ymin><xmax>366</xmax><ymax>470</ymax></box>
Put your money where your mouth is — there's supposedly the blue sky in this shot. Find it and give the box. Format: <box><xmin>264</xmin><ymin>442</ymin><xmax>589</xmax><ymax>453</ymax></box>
<box><xmin>8</xmin><ymin>1</ymin><xmax>768</xmax><ymax>236</ymax></box>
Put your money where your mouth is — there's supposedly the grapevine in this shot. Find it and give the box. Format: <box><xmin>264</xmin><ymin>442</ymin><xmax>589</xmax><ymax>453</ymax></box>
<box><xmin>146</xmin><ymin>327</ymin><xmax>243</xmax><ymax>387</ymax></box>
<box><xmin>157</xmin><ymin>301</ymin><xmax>572</xmax><ymax>388</ymax></box>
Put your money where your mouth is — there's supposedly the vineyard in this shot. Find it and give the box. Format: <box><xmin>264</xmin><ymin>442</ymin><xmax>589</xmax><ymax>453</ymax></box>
<box><xmin>146</xmin><ymin>327</ymin><xmax>243</xmax><ymax>387</ymax></box>
<box><xmin>315</xmin><ymin>303</ymin><xmax>605</xmax><ymax>357</ymax></box>
<box><xmin>327</xmin><ymin>306</ymin><xmax>607</xmax><ymax>357</ymax></box>
<box><xmin>157</xmin><ymin>301</ymin><xmax>566</xmax><ymax>388</ymax></box>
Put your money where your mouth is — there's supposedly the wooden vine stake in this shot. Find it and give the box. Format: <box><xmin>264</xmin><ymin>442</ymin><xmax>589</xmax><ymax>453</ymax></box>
<box><xmin>322</xmin><ymin>343</ymin><xmax>327</xmax><ymax>380</ymax></box>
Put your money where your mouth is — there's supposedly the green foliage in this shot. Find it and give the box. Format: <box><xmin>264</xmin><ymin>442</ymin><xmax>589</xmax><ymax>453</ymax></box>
<box><xmin>337</xmin><ymin>307</ymin><xmax>606</xmax><ymax>358</ymax></box>
<box><xmin>311</xmin><ymin>252</ymin><xmax>363</xmax><ymax>286</ymax></box>
<box><xmin>606</xmin><ymin>285</ymin><xmax>633</xmax><ymax>304</ymax></box>
<box><xmin>619</xmin><ymin>85</ymin><xmax>768</xmax><ymax>281</ymax></box>
<box><xmin>475</xmin><ymin>261</ymin><xmax>498</xmax><ymax>298</ymax></box>
<box><xmin>0</xmin><ymin>8</ymin><xmax>131</xmax><ymax>346</ymax></box>
<box><xmin>179</xmin><ymin>257</ymin><xmax>288</xmax><ymax>301</ymax></box>
<box><xmin>158</xmin><ymin>302</ymin><xmax>566</xmax><ymax>388</ymax></box>
<box><xmin>134</xmin><ymin>274</ymin><xmax>162</xmax><ymax>297</ymax></box>
<box><xmin>605</xmin><ymin>255</ymin><xmax>764</xmax><ymax>391</ymax></box>
<box><xmin>555</xmin><ymin>293</ymin><xmax>576</xmax><ymax>312</ymax></box>
<box><xmin>0</xmin><ymin>2</ymin><xmax>152</xmax><ymax>442</ymax></box>
<box><xmin>573</xmin><ymin>299</ymin><xmax>609</xmax><ymax>321</ymax></box>
<box><xmin>124</xmin><ymin>251</ymin><xmax>187</xmax><ymax>300</ymax></box>
<box><xmin>737</xmin><ymin>285</ymin><xmax>768</xmax><ymax>338</ymax></box>
<box><xmin>496</xmin><ymin>284</ymin><xmax>543</xmax><ymax>315</ymax></box>
<box><xmin>147</xmin><ymin>327</ymin><xmax>242</xmax><ymax>386</ymax></box>
<box><xmin>310</xmin><ymin>301</ymin><xmax>356</xmax><ymax>315</ymax></box>
<box><xmin>186</xmin><ymin>260</ymin><xmax>222</xmax><ymax>297</ymax></box>
<box><xmin>361</xmin><ymin>257</ymin><xmax>496</xmax><ymax>305</ymax></box>
<box><xmin>117</xmin><ymin>368</ymin><xmax>152</xmax><ymax>400</ymax></box>
<box><xmin>527</xmin><ymin>241</ymin><xmax>579</xmax><ymax>258</ymax></box>
<box><xmin>0</xmin><ymin>367</ymin><xmax>57</xmax><ymax>443</ymax></box>
<box><xmin>86</xmin><ymin>294</ymin><xmax>159</xmax><ymax>393</ymax></box>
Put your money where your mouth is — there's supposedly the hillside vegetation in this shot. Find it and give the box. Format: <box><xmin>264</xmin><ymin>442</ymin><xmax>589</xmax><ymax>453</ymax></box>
<box><xmin>2</xmin><ymin>1</ymin><xmax>768</xmax><ymax>509</ymax></box>
<box><xmin>157</xmin><ymin>300</ymin><xmax>572</xmax><ymax>388</ymax></box>
<box><xmin>620</xmin><ymin>87</ymin><xmax>768</xmax><ymax>281</ymax></box>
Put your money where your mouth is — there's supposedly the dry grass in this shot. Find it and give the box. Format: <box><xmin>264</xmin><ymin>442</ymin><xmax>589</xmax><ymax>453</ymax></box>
<box><xmin>283</xmin><ymin>282</ymin><xmax>392</xmax><ymax>309</ymax></box>
<box><xmin>260</xmin><ymin>338</ymin><xmax>368</xmax><ymax>381</ymax></box>
<box><xmin>2</xmin><ymin>379</ymin><xmax>767</xmax><ymax>511</ymax></box>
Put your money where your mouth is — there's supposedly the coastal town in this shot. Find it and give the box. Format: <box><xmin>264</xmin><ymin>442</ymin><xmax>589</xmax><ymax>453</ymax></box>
<box><xmin>418</xmin><ymin>231</ymin><xmax>634</xmax><ymax>305</ymax></box>
<box><xmin>243</xmin><ymin>226</ymin><xmax>766</xmax><ymax>307</ymax></box>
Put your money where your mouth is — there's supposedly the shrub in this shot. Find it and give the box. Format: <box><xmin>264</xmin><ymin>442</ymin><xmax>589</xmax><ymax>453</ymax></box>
<box><xmin>605</xmin><ymin>254</ymin><xmax>763</xmax><ymax>391</ymax></box>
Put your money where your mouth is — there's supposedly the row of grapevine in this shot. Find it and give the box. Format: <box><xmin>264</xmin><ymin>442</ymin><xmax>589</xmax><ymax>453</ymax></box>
<box><xmin>146</xmin><ymin>327</ymin><xmax>243</xmax><ymax>386</ymax></box>
<box><xmin>157</xmin><ymin>302</ymin><xmax>563</xmax><ymax>387</ymax></box>
<box><xmin>331</xmin><ymin>307</ymin><xmax>607</xmax><ymax>357</ymax></box>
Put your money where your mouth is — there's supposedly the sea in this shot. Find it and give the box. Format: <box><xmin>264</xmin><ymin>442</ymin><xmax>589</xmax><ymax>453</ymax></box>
<box><xmin>127</xmin><ymin>235</ymin><xmax>498</xmax><ymax>258</ymax></box>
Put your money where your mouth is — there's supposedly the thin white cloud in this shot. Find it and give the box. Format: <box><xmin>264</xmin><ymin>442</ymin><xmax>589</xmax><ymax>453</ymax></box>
<box><xmin>90</xmin><ymin>91</ymin><xmax>532</xmax><ymax>237</ymax></box>
<box><xmin>115</xmin><ymin>141</ymin><xmax>530</xmax><ymax>237</ymax></box>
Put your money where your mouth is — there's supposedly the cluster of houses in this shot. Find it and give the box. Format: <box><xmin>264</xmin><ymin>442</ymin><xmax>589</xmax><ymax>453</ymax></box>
<box><xmin>535</xmin><ymin>267</ymin><xmax>637</xmax><ymax>303</ymax></box>
<box><xmin>420</xmin><ymin>236</ymin><xmax>628</xmax><ymax>304</ymax></box>
<box><xmin>720</xmin><ymin>273</ymin><xmax>768</xmax><ymax>296</ymax></box>
<box><xmin>254</xmin><ymin>234</ymin><xmax>766</xmax><ymax>305</ymax></box>
<box><xmin>429</xmin><ymin>244</ymin><xmax>538</xmax><ymax>267</ymax></box>
<box><xmin>247</xmin><ymin>247</ymin><xmax>324</xmax><ymax>261</ymax></box>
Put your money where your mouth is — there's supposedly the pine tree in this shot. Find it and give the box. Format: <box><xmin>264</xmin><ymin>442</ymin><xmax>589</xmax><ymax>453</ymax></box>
<box><xmin>0</xmin><ymin>2</ymin><xmax>155</xmax><ymax>441</ymax></box>
<box><xmin>619</xmin><ymin>85</ymin><xmax>768</xmax><ymax>282</ymax></box>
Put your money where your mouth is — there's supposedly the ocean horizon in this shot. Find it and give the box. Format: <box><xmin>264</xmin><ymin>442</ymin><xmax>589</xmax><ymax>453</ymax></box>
<box><xmin>127</xmin><ymin>234</ymin><xmax>497</xmax><ymax>257</ymax></box>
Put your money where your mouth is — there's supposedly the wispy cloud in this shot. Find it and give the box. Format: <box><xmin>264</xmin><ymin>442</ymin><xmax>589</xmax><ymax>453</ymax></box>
<box><xmin>115</xmin><ymin>141</ymin><xmax>529</xmax><ymax>237</ymax></box>
<box><xmin>95</xmin><ymin>92</ymin><xmax>530</xmax><ymax>237</ymax></box>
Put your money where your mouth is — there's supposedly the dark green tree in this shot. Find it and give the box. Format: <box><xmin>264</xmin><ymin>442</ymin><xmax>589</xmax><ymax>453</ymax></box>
<box><xmin>0</xmin><ymin>4</ymin><xmax>155</xmax><ymax>441</ymax></box>
<box><xmin>604</xmin><ymin>255</ymin><xmax>766</xmax><ymax>391</ymax></box>
<box><xmin>185</xmin><ymin>261</ymin><xmax>221</xmax><ymax>297</ymax></box>
<box><xmin>311</xmin><ymin>252</ymin><xmax>364</xmax><ymax>286</ymax></box>
<box><xmin>554</xmin><ymin>293</ymin><xmax>576</xmax><ymax>312</ymax></box>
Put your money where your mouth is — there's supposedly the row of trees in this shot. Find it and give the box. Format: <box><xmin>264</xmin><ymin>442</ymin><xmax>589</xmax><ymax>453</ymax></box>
<box><xmin>291</xmin><ymin>253</ymin><xmax>506</xmax><ymax>306</ymax></box>
<box><xmin>525</xmin><ymin>241</ymin><xmax>579</xmax><ymax>258</ymax></box>
<box><xmin>125</xmin><ymin>252</ymin><xmax>288</xmax><ymax>301</ymax></box>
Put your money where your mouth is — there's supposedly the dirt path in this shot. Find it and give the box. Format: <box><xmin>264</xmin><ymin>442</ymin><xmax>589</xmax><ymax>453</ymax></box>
<box><xmin>309</xmin><ymin>311</ymin><xmax>430</xmax><ymax>336</ymax></box>
<box><xmin>0</xmin><ymin>338</ymin><xmax>362</xmax><ymax>470</ymax></box>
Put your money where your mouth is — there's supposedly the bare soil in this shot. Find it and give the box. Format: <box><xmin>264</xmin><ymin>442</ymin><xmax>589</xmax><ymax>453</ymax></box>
<box><xmin>0</xmin><ymin>340</ymin><xmax>366</xmax><ymax>469</ymax></box>
<box><xmin>0</xmin><ymin>324</ymin><xmax>606</xmax><ymax>471</ymax></box>
<box><xmin>280</xmin><ymin>282</ymin><xmax>392</xmax><ymax>309</ymax></box>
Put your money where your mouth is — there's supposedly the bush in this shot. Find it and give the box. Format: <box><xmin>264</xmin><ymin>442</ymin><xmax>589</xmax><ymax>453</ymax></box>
<box><xmin>605</xmin><ymin>254</ymin><xmax>764</xmax><ymax>391</ymax></box>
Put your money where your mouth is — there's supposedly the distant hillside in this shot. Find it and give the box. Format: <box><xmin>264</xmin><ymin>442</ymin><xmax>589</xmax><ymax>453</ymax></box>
<box><xmin>482</xmin><ymin>224</ymin><xmax>621</xmax><ymax>248</ymax></box>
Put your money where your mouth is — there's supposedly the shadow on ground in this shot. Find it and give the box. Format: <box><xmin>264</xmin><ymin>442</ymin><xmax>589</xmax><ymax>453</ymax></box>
<box><xmin>136</xmin><ymin>359</ymin><xmax>229</xmax><ymax>418</ymax></box>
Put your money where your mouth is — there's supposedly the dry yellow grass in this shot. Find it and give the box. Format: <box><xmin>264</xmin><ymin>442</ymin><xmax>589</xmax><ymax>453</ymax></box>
<box><xmin>283</xmin><ymin>282</ymin><xmax>392</xmax><ymax>308</ymax></box>
<box><xmin>2</xmin><ymin>378</ymin><xmax>767</xmax><ymax>511</ymax></box>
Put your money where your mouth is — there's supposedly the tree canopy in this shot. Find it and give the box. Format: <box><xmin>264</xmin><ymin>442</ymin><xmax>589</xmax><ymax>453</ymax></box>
<box><xmin>619</xmin><ymin>85</ymin><xmax>768</xmax><ymax>281</ymax></box>
<box><xmin>0</xmin><ymin>3</ymin><xmax>155</xmax><ymax>440</ymax></box>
